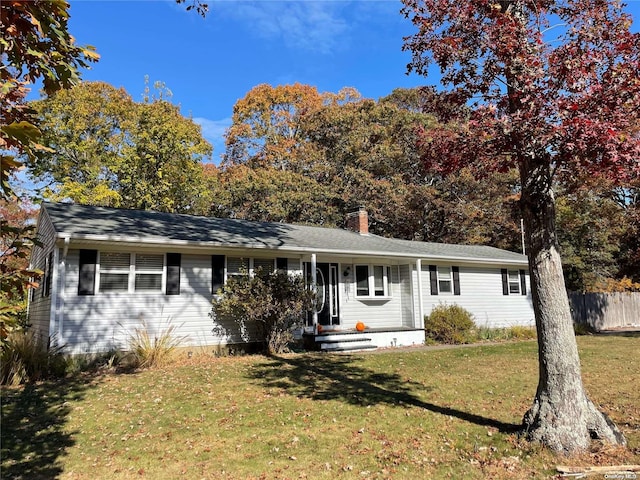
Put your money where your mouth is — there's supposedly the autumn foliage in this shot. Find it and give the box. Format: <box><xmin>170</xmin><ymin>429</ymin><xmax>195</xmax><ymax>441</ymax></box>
<box><xmin>401</xmin><ymin>0</ymin><xmax>639</xmax><ymax>454</ymax></box>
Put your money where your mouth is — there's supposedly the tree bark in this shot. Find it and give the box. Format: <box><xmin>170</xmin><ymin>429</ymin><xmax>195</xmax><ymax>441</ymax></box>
<box><xmin>519</xmin><ymin>157</ymin><xmax>626</xmax><ymax>453</ymax></box>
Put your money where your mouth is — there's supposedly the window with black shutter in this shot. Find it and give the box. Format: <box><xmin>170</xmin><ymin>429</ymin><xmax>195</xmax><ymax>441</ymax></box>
<box><xmin>276</xmin><ymin>257</ymin><xmax>288</xmax><ymax>271</ymax></box>
<box><xmin>43</xmin><ymin>251</ymin><xmax>53</xmax><ymax>297</ymax></box>
<box><xmin>501</xmin><ymin>269</ymin><xmax>509</xmax><ymax>295</ymax></box>
<box><xmin>166</xmin><ymin>253</ymin><xmax>181</xmax><ymax>295</ymax></box>
<box><xmin>429</xmin><ymin>265</ymin><xmax>438</xmax><ymax>295</ymax></box>
<box><xmin>519</xmin><ymin>269</ymin><xmax>527</xmax><ymax>295</ymax></box>
<box><xmin>452</xmin><ymin>266</ymin><xmax>461</xmax><ymax>295</ymax></box>
<box><xmin>211</xmin><ymin>255</ymin><xmax>225</xmax><ymax>294</ymax></box>
<box><xmin>78</xmin><ymin>249</ymin><xmax>97</xmax><ymax>295</ymax></box>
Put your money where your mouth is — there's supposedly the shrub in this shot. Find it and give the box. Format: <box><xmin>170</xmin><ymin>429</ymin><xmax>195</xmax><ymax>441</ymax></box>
<box><xmin>65</xmin><ymin>350</ymin><xmax>124</xmax><ymax>374</ymax></box>
<box><xmin>507</xmin><ymin>325</ymin><xmax>537</xmax><ymax>339</ymax></box>
<box><xmin>212</xmin><ymin>269</ymin><xmax>315</xmax><ymax>354</ymax></box>
<box><xmin>0</xmin><ymin>330</ymin><xmax>66</xmax><ymax>385</ymax></box>
<box><xmin>473</xmin><ymin>324</ymin><xmax>537</xmax><ymax>342</ymax></box>
<box><xmin>125</xmin><ymin>320</ymin><xmax>184</xmax><ymax>369</ymax></box>
<box><xmin>424</xmin><ymin>304</ymin><xmax>475</xmax><ymax>344</ymax></box>
<box><xmin>573</xmin><ymin>322</ymin><xmax>596</xmax><ymax>336</ymax></box>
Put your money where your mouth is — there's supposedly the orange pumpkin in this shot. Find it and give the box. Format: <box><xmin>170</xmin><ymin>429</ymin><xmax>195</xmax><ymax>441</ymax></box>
<box><xmin>356</xmin><ymin>321</ymin><xmax>366</xmax><ymax>332</ymax></box>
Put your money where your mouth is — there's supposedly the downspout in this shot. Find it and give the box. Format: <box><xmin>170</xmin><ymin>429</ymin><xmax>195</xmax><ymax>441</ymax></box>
<box><xmin>311</xmin><ymin>254</ymin><xmax>318</xmax><ymax>332</ymax></box>
<box><xmin>416</xmin><ymin>258</ymin><xmax>425</xmax><ymax>329</ymax></box>
<box><xmin>54</xmin><ymin>236</ymin><xmax>70</xmax><ymax>346</ymax></box>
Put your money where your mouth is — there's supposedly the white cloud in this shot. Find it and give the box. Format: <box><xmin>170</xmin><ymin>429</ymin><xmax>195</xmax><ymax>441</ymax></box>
<box><xmin>193</xmin><ymin>117</ymin><xmax>232</xmax><ymax>164</ymax></box>
<box><xmin>220</xmin><ymin>1</ymin><xmax>350</xmax><ymax>54</ymax></box>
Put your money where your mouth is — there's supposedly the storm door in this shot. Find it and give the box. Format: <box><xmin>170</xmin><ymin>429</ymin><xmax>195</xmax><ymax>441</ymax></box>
<box><xmin>304</xmin><ymin>262</ymin><xmax>340</xmax><ymax>327</ymax></box>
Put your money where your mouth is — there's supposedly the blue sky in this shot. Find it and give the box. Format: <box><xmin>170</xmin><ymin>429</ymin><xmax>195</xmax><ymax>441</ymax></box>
<box><xmin>55</xmin><ymin>1</ymin><xmax>640</xmax><ymax>164</ymax></box>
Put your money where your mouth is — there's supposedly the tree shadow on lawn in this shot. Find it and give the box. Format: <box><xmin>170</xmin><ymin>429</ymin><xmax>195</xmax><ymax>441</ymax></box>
<box><xmin>1</xmin><ymin>374</ymin><xmax>101</xmax><ymax>480</ymax></box>
<box><xmin>248</xmin><ymin>353</ymin><xmax>520</xmax><ymax>434</ymax></box>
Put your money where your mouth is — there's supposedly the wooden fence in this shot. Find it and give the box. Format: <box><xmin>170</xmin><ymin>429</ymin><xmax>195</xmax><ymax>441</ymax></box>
<box><xmin>568</xmin><ymin>292</ymin><xmax>640</xmax><ymax>331</ymax></box>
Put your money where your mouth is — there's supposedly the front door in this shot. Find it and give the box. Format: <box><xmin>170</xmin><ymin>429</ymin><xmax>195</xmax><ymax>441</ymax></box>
<box><xmin>305</xmin><ymin>262</ymin><xmax>339</xmax><ymax>327</ymax></box>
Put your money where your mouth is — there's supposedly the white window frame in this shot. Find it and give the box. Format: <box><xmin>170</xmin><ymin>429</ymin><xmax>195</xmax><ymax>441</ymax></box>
<box><xmin>97</xmin><ymin>252</ymin><xmax>166</xmax><ymax>293</ymax></box>
<box><xmin>437</xmin><ymin>266</ymin><xmax>453</xmax><ymax>294</ymax></box>
<box><xmin>134</xmin><ymin>253</ymin><xmax>165</xmax><ymax>292</ymax></box>
<box><xmin>355</xmin><ymin>264</ymin><xmax>390</xmax><ymax>298</ymax></box>
<box><xmin>252</xmin><ymin>257</ymin><xmax>275</xmax><ymax>275</ymax></box>
<box><xmin>226</xmin><ymin>257</ymin><xmax>249</xmax><ymax>279</ymax></box>
<box><xmin>508</xmin><ymin>270</ymin><xmax>521</xmax><ymax>295</ymax></box>
<box><xmin>226</xmin><ymin>257</ymin><xmax>276</xmax><ymax>280</ymax></box>
<box><xmin>98</xmin><ymin>252</ymin><xmax>131</xmax><ymax>293</ymax></box>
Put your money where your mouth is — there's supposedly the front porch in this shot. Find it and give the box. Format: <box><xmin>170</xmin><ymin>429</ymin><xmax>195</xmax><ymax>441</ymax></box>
<box><xmin>302</xmin><ymin>327</ymin><xmax>425</xmax><ymax>352</ymax></box>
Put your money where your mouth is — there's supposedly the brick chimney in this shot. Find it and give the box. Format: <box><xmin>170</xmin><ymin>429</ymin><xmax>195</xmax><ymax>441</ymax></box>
<box><xmin>346</xmin><ymin>207</ymin><xmax>369</xmax><ymax>235</ymax></box>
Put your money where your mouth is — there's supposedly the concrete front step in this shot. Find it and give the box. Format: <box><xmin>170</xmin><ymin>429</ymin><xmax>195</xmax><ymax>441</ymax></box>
<box><xmin>318</xmin><ymin>336</ymin><xmax>376</xmax><ymax>352</ymax></box>
<box><xmin>320</xmin><ymin>343</ymin><xmax>378</xmax><ymax>352</ymax></box>
<box><xmin>315</xmin><ymin>332</ymin><xmax>371</xmax><ymax>342</ymax></box>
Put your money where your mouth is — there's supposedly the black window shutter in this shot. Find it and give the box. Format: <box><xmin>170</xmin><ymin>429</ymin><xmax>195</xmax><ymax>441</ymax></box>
<box><xmin>501</xmin><ymin>269</ymin><xmax>509</xmax><ymax>296</ymax></box>
<box><xmin>276</xmin><ymin>257</ymin><xmax>288</xmax><ymax>271</ymax></box>
<box><xmin>78</xmin><ymin>249</ymin><xmax>97</xmax><ymax>296</ymax></box>
<box><xmin>452</xmin><ymin>266</ymin><xmax>461</xmax><ymax>295</ymax></box>
<box><xmin>166</xmin><ymin>253</ymin><xmax>181</xmax><ymax>295</ymax></box>
<box><xmin>519</xmin><ymin>269</ymin><xmax>527</xmax><ymax>295</ymax></box>
<box><xmin>212</xmin><ymin>255</ymin><xmax>225</xmax><ymax>294</ymax></box>
<box><xmin>44</xmin><ymin>251</ymin><xmax>54</xmax><ymax>297</ymax></box>
<box><xmin>41</xmin><ymin>254</ymin><xmax>48</xmax><ymax>298</ymax></box>
<box><xmin>429</xmin><ymin>265</ymin><xmax>438</xmax><ymax>295</ymax></box>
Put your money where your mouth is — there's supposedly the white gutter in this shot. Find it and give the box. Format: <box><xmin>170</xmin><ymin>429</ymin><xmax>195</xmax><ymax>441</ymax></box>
<box><xmin>58</xmin><ymin>233</ymin><xmax>529</xmax><ymax>266</ymax></box>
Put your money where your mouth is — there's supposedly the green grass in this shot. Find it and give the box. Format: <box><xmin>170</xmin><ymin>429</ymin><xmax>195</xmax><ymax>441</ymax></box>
<box><xmin>2</xmin><ymin>336</ymin><xmax>639</xmax><ymax>479</ymax></box>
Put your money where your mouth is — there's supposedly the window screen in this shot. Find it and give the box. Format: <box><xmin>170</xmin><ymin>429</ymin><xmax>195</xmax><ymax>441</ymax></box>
<box><xmin>99</xmin><ymin>253</ymin><xmax>130</xmax><ymax>292</ymax></box>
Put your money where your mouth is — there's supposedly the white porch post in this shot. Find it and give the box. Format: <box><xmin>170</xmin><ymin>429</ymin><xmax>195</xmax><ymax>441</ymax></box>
<box><xmin>416</xmin><ymin>258</ymin><xmax>425</xmax><ymax>329</ymax></box>
<box><xmin>311</xmin><ymin>253</ymin><xmax>318</xmax><ymax>331</ymax></box>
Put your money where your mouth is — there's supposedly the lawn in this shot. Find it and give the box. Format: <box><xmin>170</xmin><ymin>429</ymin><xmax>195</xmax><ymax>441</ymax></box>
<box><xmin>2</xmin><ymin>335</ymin><xmax>639</xmax><ymax>479</ymax></box>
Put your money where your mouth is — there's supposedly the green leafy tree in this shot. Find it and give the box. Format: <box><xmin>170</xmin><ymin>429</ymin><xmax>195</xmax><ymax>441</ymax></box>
<box><xmin>382</xmin><ymin>86</ymin><xmax>470</xmax><ymax>122</ymax></box>
<box><xmin>118</xmin><ymin>90</ymin><xmax>213</xmax><ymax>212</ymax></box>
<box><xmin>556</xmin><ymin>188</ymin><xmax>628</xmax><ymax>291</ymax></box>
<box><xmin>212</xmin><ymin>269</ymin><xmax>315</xmax><ymax>354</ymax></box>
<box><xmin>219</xmin><ymin>84</ymin><xmax>524</xmax><ymax>248</ymax></box>
<box><xmin>29</xmin><ymin>81</ymin><xmax>212</xmax><ymax>213</ymax></box>
<box><xmin>208</xmin><ymin>165</ymin><xmax>342</xmax><ymax>225</ymax></box>
<box><xmin>304</xmin><ymin>94</ymin><xmax>522</xmax><ymax>245</ymax></box>
<box><xmin>616</xmin><ymin>179</ymin><xmax>640</xmax><ymax>283</ymax></box>
<box><xmin>0</xmin><ymin>0</ymin><xmax>99</xmax><ymax>199</ymax></box>
<box><xmin>28</xmin><ymin>81</ymin><xmax>132</xmax><ymax>205</ymax></box>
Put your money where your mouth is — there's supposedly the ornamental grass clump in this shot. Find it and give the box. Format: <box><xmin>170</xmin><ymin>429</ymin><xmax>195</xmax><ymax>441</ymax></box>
<box><xmin>424</xmin><ymin>303</ymin><xmax>475</xmax><ymax>344</ymax></box>
<box><xmin>126</xmin><ymin>320</ymin><xmax>184</xmax><ymax>369</ymax></box>
<box><xmin>0</xmin><ymin>330</ymin><xmax>66</xmax><ymax>385</ymax></box>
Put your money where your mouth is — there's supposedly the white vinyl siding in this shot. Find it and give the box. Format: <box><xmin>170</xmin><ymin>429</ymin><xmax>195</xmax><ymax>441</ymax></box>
<box><xmin>27</xmin><ymin>209</ymin><xmax>57</xmax><ymax>342</ymax></box>
<box><xmin>341</xmin><ymin>264</ymin><xmax>403</xmax><ymax>330</ymax></box>
<box><xmin>399</xmin><ymin>265</ymin><xmax>415</xmax><ymax>328</ymax></box>
<box><xmin>417</xmin><ymin>265</ymin><xmax>533</xmax><ymax>329</ymax></box>
<box><xmin>61</xmin><ymin>252</ymin><xmax>262</xmax><ymax>354</ymax></box>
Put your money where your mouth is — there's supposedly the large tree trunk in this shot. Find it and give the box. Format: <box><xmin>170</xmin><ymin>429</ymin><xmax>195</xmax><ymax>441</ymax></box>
<box><xmin>519</xmin><ymin>157</ymin><xmax>626</xmax><ymax>453</ymax></box>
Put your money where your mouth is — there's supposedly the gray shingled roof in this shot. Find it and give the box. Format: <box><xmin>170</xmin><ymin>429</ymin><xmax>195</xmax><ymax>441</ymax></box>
<box><xmin>42</xmin><ymin>202</ymin><xmax>528</xmax><ymax>264</ymax></box>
